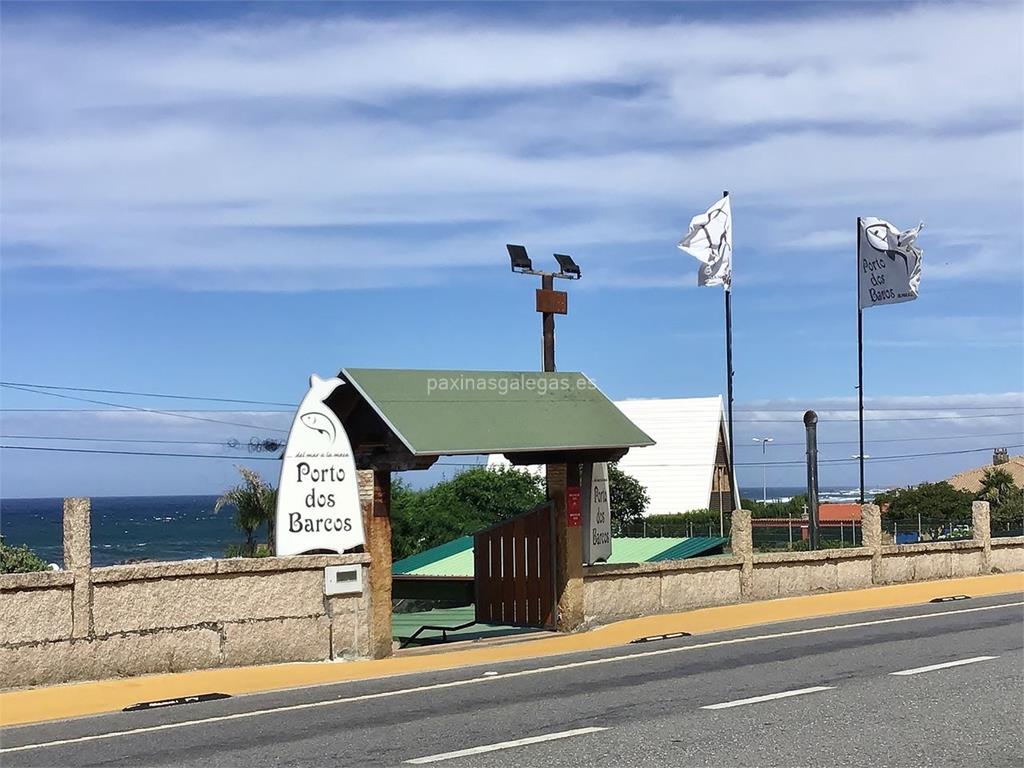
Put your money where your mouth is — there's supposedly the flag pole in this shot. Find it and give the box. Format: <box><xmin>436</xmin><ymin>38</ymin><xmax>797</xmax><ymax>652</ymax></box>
<box><xmin>856</xmin><ymin>216</ymin><xmax>865</xmax><ymax>504</ymax></box>
<box><xmin>723</xmin><ymin>190</ymin><xmax>735</xmax><ymax>515</ymax></box>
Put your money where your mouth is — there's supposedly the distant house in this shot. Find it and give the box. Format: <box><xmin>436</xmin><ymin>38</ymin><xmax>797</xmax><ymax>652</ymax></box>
<box><xmin>488</xmin><ymin>396</ymin><xmax>738</xmax><ymax>517</ymax></box>
<box><xmin>946</xmin><ymin>450</ymin><xmax>1024</xmax><ymax>494</ymax></box>
<box><xmin>818</xmin><ymin>503</ymin><xmax>861</xmax><ymax>523</ymax></box>
<box><xmin>752</xmin><ymin>503</ymin><xmax>862</xmax><ymax>545</ymax></box>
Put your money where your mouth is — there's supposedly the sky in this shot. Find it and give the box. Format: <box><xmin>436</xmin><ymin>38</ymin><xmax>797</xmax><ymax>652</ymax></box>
<box><xmin>1</xmin><ymin>0</ymin><xmax>1022</xmax><ymax>499</ymax></box>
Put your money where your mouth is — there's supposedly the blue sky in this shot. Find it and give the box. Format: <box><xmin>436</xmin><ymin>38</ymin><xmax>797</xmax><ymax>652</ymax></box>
<box><xmin>1</xmin><ymin>0</ymin><xmax>1022</xmax><ymax>499</ymax></box>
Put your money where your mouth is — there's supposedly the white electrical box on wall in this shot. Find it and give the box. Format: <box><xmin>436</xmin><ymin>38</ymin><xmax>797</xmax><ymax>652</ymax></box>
<box><xmin>324</xmin><ymin>565</ymin><xmax>363</xmax><ymax>596</ymax></box>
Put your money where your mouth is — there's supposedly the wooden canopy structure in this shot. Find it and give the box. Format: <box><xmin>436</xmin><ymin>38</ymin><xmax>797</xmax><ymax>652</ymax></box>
<box><xmin>331</xmin><ymin>368</ymin><xmax>654</xmax><ymax>470</ymax></box>
<box><xmin>327</xmin><ymin>367</ymin><xmax>654</xmax><ymax>657</ymax></box>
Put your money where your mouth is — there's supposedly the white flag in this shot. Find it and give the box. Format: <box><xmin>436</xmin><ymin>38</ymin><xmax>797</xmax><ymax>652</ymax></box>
<box><xmin>678</xmin><ymin>194</ymin><xmax>732</xmax><ymax>289</ymax></box>
<box><xmin>858</xmin><ymin>217</ymin><xmax>923</xmax><ymax>309</ymax></box>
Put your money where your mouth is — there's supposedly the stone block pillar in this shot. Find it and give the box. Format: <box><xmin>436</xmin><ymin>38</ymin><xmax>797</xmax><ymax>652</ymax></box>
<box><xmin>730</xmin><ymin>508</ymin><xmax>753</xmax><ymax>599</ymax></box>
<box><xmin>861</xmin><ymin>504</ymin><xmax>882</xmax><ymax>584</ymax></box>
<box><xmin>548</xmin><ymin>462</ymin><xmax>583</xmax><ymax>631</ymax></box>
<box><xmin>63</xmin><ymin>497</ymin><xmax>92</xmax><ymax>638</ymax></box>
<box><xmin>972</xmin><ymin>501</ymin><xmax>992</xmax><ymax>574</ymax></box>
<box><xmin>359</xmin><ymin>470</ymin><xmax>393</xmax><ymax>659</ymax></box>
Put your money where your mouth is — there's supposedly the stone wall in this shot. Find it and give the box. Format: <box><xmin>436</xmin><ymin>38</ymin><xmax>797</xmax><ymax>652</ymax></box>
<box><xmin>992</xmin><ymin>537</ymin><xmax>1024</xmax><ymax>573</ymax></box>
<box><xmin>0</xmin><ymin>499</ymin><xmax>374</xmax><ymax>689</ymax></box>
<box><xmin>584</xmin><ymin>556</ymin><xmax>743</xmax><ymax>623</ymax></box>
<box><xmin>583</xmin><ymin>502</ymin><xmax>1023</xmax><ymax>626</ymax></box>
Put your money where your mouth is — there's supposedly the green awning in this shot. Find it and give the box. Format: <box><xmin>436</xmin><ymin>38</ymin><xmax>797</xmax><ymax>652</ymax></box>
<box><xmin>341</xmin><ymin>368</ymin><xmax>654</xmax><ymax>457</ymax></box>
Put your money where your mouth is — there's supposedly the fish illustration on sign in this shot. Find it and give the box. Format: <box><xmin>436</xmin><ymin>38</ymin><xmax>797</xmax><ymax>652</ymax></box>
<box><xmin>300</xmin><ymin>412</ymin><xmax>336</xmax><ymax>444</ymax></box>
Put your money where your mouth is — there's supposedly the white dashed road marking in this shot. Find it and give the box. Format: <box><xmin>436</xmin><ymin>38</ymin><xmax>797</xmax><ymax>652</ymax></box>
<box><xmin>890</xmin><ymin>656</ymin><xmax>999</xmax><ymax>676</ymax></box>
<box><xmin>404</xmin><ymin>727</ymin><xmax>608</xmax><ymax>764</ymax></box>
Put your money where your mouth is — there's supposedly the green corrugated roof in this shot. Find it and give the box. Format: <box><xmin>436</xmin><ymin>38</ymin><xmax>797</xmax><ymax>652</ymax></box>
<box><xmin>341</xmin><ymin>368</ymin><xmax>654</xmax><ymax>457</ymax></box>
<box><xmin>651</xmin><ymin>536</ymin><xmax>729</xmax><ymax>561</ymax></box>
<box><xmin>393</xmin><ymin>536</ymin><xmax>473</xmax><ymax>576</ymax></box>
<box><xmin>392</xmin><ymin>535</ymin><xmax>728</xmax><ymax>577</ymax></box>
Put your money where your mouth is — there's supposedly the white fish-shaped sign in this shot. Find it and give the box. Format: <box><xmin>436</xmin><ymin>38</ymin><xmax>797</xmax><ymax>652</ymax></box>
<box><xmin>275</xmin><ymin>374</ymin><xmax>365</xmax><ymax>556</ymax></box>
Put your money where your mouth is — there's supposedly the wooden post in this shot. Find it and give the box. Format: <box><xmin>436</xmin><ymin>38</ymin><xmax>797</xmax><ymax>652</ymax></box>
<box><xmin>359</xmin><ymin>469</ymin><xmax>393</xmax><ymax>659</ymax></box>
<box><xmin>548</xmin><ymin>461</ymin><xmax>583</xmax><ymax>631</ymax></box>
<box><xmin>540</xmin><ymin>274</ymin><xmax>557</xmax><ymax>374</ymax></box>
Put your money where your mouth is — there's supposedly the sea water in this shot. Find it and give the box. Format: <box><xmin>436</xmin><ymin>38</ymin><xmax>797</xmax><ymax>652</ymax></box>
<box><xmin>1</xmin><ymin>495</ymin><xmax>239</xmax><ymax>567</ymax></box>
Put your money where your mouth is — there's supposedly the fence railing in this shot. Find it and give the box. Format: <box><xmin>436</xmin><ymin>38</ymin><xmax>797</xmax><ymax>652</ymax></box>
<box><xmin>751</xmin><ymin>518</ymin><xmax>862</xmax><ymax>551</ymax></box>
<box><xmin>991</xmin><ymin>519</ymin><xmax>1024</xmax><ymax>538</ymax></box>
<box><xmin>886</xmin><ymin>517</ymin><xmax>972</xmax><ymax>545</ymax></box>
<box><xmin>618</xmin><ymin>518</ymin><xmax>730</xmax><ymax>539</ymax></box>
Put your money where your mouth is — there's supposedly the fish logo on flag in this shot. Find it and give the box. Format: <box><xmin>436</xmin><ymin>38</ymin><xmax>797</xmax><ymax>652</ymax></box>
<box><xmin>858</xmin><ymin>217</ymin><xmax>924</xmax><ymax>309</ymax></box>
<box><xmin>678</xmin><ymin>194</ymin><xmax>732</xmax><ymax>290</ymax></box>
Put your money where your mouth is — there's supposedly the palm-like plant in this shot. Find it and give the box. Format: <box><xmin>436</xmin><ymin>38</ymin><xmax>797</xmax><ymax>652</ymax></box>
<box><xmin>979</xmin><ymin>468</ymin><xmax>1015</xmax><ymax>509</ymax></box>
<box><xmin>215</xmin><ymin>467</ymin><xmax>276</xmax><ymax>556</ymax></box>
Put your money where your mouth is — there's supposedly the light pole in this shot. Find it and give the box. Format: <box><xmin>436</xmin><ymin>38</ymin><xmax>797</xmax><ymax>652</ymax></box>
<box><xmin>851</xmin><ymin>454</ymin><xmax>870</xmax><ymax>498</ymax></box>
<box><xmin>753</xmin><ymin>437</ymin><xmax>774</xmax><ymax>503</ymax></box>
<box><xmin>507</xmin><ymin>245</ymin><xmax>581</xmax><ymax>372</ymax></box>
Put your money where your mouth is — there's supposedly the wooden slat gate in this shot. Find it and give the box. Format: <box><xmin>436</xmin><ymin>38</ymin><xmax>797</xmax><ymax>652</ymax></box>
<box><xmin>474</xmin><ymin>501</ymin><xmax>556</xmax><ymax>629</ymax></box>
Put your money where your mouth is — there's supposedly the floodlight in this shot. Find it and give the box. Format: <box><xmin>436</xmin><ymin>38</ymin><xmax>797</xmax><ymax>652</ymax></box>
<box><xmin>507</xmin><ymin>244</ymin><xmax>533</xmax><ymax>273</ymax></box>
<box><xmin>553</xmin><ymin>253</ymin><xmax>581</xmax><ymax>278</ymax></box>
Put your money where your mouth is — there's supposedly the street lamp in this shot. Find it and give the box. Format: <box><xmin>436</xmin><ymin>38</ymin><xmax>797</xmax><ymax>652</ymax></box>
<box><xmin>506</xmin><ymin>244</ymin><xmax>581</xmax><ymax>372</ymax></box>
<box><xmin>753</xmin><ymin>437</ymin><xmax>774</xmax><ymax>503</ymax></box>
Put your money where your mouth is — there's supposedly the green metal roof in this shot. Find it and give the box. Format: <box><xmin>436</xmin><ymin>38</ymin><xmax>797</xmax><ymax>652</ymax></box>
<box><xmin>392</xmin><ymin>535</ymin><xmax>729</xmax><ymax>577</ymax></box>
<box><xmin>341</xmin><ymin>368</ymin><xmax>654</xmax><ymax>457</ymax></box>
<box><xmin>393</xmin><ymin>536</ymin><xmax>474</xmax><ymax>576</ymax></box>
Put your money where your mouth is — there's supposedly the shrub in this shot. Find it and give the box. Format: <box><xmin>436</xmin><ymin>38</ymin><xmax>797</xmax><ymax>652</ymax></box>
<box><xmin>0</xmin><ymin>535</ymin><xmax>49</xmax><ymax>574</ymax></box>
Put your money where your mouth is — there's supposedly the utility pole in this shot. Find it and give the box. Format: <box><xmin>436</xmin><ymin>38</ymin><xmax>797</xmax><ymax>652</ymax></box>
<box><xmin>804</xmin><ymin>410</ymin><xmax>820</xmax><ymax>550</ymax></box>
<box><xmin>507</xmin><ymin>246</ymin><xmax>580</xmax><ymax>372</ymax></box>
<box><xmin>539</xmin><ymin>273</ymin><xmax>560</xmax><ymax>372</ymax></box>
<box><xmin>753</xmin><ymin>437</ymin><xmax>774</xmax><ymax>503</ymax></box>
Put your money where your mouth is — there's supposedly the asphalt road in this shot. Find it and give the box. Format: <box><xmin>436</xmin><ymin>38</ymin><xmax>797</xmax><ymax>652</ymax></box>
<box><xmin>2</xmin><ymin>594</ymin><xmax>1022</xmax><ymax>767</ymax></box>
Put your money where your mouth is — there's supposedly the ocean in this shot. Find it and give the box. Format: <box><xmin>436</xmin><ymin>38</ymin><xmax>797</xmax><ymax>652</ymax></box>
<box><xmin>1</xmin><ymin>495</ymin><xmax>237</xmax><ymax>567</ymax></box>
<box><xmin>1</xmin><ymin>486</ymin><xmax>865</xmax><ymax>567</ymax></box>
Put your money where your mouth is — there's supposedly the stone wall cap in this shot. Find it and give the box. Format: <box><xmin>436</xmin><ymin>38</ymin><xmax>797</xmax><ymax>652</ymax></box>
<box><xmin>584</xmin><ymin>554</ymin><xmax>743</xmax><ymax>578</ymax></box>
<box><xmin>215</xmin><ymin>553</ymin><xmax>370</xmax><ymax>574</ymax></box>
<box><xmin>990</xmin><ymin>536</ymin><xmax>1024</xmax><ymax>548</ymax></box>
<box><xmin>880</xmin><ymin>540</ymin><xmax>983</xmax><ymax>555</ymax></box>
<box><xmin>0</xmin><ymin>570</ymin><xmax>74</xmax><ymax>590</ymax></box>
<box><xmin>90</xmin><ymin>553</ymin><xmax>371</xmax><ymax>583</ymax></box>
<box><xmin>92</xmin><ymin>559</ymin><xmax>219</xmax><ymax>583</ymax></box>
<box><xmin>752</xmin><ymin>547</ymin><xmax>872</xmax><ymax>564</ymax></box>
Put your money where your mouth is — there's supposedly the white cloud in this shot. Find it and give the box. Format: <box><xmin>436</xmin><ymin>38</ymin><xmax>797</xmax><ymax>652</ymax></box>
<box><xmin>1</xmin><ymin>3</ymin><xmax>1021</xmax><ymax>291</ymax></box>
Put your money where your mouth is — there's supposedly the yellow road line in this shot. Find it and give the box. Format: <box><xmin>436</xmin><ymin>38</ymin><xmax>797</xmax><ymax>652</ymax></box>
<box><xmin>2</xmin><ymin>572</ymin><xmax>1020</xmax><ymax>728</ymax></box>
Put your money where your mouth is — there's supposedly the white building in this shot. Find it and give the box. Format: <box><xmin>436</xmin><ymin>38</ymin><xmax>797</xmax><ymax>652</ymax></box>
<box><xmin>488</xmin><ymin>396</ymin><xmax>738</xmax><ymax>517</ymax></box>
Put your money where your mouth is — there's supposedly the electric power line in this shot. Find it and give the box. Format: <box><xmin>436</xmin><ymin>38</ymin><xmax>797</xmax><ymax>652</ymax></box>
<box><xmin>734</xmin><ymin>405</ymin><xmax>1024</xmax><ymax>412</ymax></box>
<box><xmin>421</xmin><ymin>443</ymin><xmax>1024</xmax><ymax>469</ymax></box>
<box><xmin>4</xmin><ymin>429</ymin><xmax>1018</xmax><ymax>450</ymax></box>
<box><xmin>0</xmin><ymin>384</ymin><xmax>288</xmax><ymax>433</ymax></box>
<box><xmin>733</xmin><ymin>431</ymin><xmax>1024</xmax><ymax>448</ymax></box>
<box><xmin>0</xmin><ymin>381</ymin><xmax>295</xmax><ymax>407</ymax></box>
<box><xmin>3</xmin><ymin>441</ymin><xmax>1019</xmax><ymax>468</ymax></box>
<box><xmin>2</xmin><ymin>405</ymin><xmax>1020</xmax><ymax>424</ymax></box>
<box><xmin>0</xmin><ymin>435</ymin><xmax>245</xmax><ymax>447</ymax></box>
<box><xmin>0</xmin><ymin>445</ymin><xmax>279</xmax><ymax>460</ymax></box>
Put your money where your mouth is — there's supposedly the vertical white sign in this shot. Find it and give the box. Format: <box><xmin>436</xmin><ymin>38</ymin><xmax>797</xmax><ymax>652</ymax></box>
<box><xmin>275</xmin><ymin>374</ymin><xmax>365</xmax><ymax>556</ymax></box>
<box><xmin>582</xmin><ymin>462</ymin><xmax>612</xmax><ymax>564</ymax></box>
